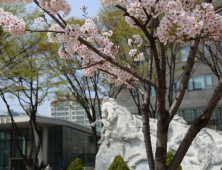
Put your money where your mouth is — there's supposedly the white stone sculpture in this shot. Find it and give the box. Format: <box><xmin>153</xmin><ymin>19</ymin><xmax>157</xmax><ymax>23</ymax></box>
<box><xmin>92</xmin><ymin>98</ymin><xmax>222</xmax><ymax>170</ymax></box>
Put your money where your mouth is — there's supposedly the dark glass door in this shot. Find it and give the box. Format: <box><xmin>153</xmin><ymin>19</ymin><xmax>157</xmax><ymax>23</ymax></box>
<box><xmin>10</xmin><ymin>159</ymin><xmax>26</xmax><ymax>170</ymax></box>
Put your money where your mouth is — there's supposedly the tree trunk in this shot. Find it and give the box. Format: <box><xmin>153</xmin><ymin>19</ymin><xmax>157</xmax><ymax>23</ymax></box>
<box><xmin>167</xmin><ymin>120</ymin><xmax>205</xmax><ymax>170</ymax></box>
<box><xmin>26</xmin><ymin>164</ymin><xmax>36</xmax><ymax>170</ymax></box>
<box><xmin>155</xmin><ymin>120</ymin><xmax>168</xmax><ymax>170</ymax></box>
<box><xmin>91</xmin><ymin>126</ymin><xmax>99</xmax><ymax>152</ymax></box>
<box><xmin>140</xmin><ymin>102</ymin><xmax>155</xmax><ymax>170</ymax></box>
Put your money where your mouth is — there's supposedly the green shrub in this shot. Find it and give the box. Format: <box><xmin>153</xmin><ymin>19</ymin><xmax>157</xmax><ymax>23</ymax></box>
<box><xmin>108</xmin><ymin>154</ymin><xmax>130</xmax><ymax>170</ymax></box>
<box><xmin>166</xmin><ymin>151</ymin><xmax>182</xmax><ymax>170</ymax></box>
<box><xmin>67</xmin><ymin>157</ymin><xmax>84</xmax><ymax>170</ymax></box>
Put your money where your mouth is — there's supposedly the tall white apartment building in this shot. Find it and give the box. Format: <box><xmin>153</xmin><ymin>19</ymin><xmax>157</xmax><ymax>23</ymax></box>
<box><xmin>49</xmin><ymin>99</ymin><xmax>101</xmax><ymax>129</ymax></box>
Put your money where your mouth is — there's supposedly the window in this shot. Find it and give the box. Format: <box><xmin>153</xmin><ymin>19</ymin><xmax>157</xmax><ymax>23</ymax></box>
<box><xmin>76</xmin><ymin>121</ymin><xmax>84</xmax><ymax>124</ymax></box>
<box><xmin>57</xmin><ymin>112</ymin><xmax>65</xmax><ymax>116</ymax></box>
<box><xmin>57</xmin><ymin>117</ymin><xmax>65</xmax><ymax>120</ymax></box>
<box><xmin>57</xmin><ymin>107</ymin><xmax>64</xmax><ymax>111</ymax></box>
<box><xmin>180</xmin><ymin>47</ymin><xmax>190</xmax><ymax>62</ymax></box>
<box><xmin>188</xmin><ymin>74</ymin><xmax>213</xmax><ymax>91</ymax></box>
<box><xmin>175</xmin><ymin>74</ymin><xmax>213</xmax><ymax>92</ymax></box>
<box><xmin>76</xmin><ymin>116</ymin><xmax>84</xmax><ymax>120</ymax></box>
<box><xmin>203</xmin><ymin>45</ymin><xmax>210</xmax><ymax>56</ymax></box>
<box><xmin>205</xmin><ymin>74</ymin><xmax>213</xmax><ymax>89</ymax></box>
<box><xmin>174</xmin><ymin>80</ymin><xmax>180</xmax><ymax>92</ymax></box>
<box><xmin>193</xmin><ymin>75</ymin><xmax>205</xmax><ymax>90</ymax></box>
<box><xmin>77</xmin><ymin>111</ymin><xmax>84</xmax><ymax>115</ymax></box>
<box><xmin>77</xmin><ymin>106</ymin><xmax>83</xmax><ymax>111</ymax></box>
<box><xmin>150</xmin><ymin>86</ymin><xmax>156</xmax><ymax>96</ymax></box>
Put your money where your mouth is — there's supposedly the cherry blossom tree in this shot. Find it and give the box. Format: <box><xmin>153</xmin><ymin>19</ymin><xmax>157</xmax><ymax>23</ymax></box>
<box><xmin>0</xmin><ymin>0</ymin><xmax>222</xmax><ymax>170</ymax></box>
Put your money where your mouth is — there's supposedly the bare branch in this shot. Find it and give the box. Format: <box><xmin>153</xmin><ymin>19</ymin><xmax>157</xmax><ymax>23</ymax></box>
<box><xmin>168</xmin><ymin>39</ymin><xmax>200</xmax><ymax>119</ymax></box>
<box><xmin>168</xmin><ymin>78</ymin><xmax>222</xmax><ymax>170</ymax></box>
<box><xmin>25</xmin><ymin>28</ymin><xmax>65</xmax><ymax>33</ymax></box>
<box><xmin>78</xmin><ymin>37</ymin><xmax>156</xmax><ymax>87</ymax></box>
<box><xmin>216</xmin><ymin>7</ymin><xmax>222</xmax><ymax>13</ymax></box>
<box><xmin>63</xmin><ymin>60</ymin><xmax>105</xmax><ymax>70</ymax></box>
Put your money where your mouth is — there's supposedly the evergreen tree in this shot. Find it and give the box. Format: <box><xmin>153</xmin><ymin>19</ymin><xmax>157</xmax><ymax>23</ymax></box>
<box><xmin>108</xmin><ymin>154</ymin><xmax>129</xmax><ymax>170</ymax></box>
<box><xmin>67</xmin><ymin>158</ymin><xmax>84</xmax><ymax>170</ymax></box>
<box><xmin>166</xmin><ymin>151</ymin><xmax>182</xmax><ymax>170</ymax></box>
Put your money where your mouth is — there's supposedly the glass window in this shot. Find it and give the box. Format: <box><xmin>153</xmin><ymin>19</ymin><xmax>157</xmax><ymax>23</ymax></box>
<box><xmin>77</xmin><ymin>121</ymin><xmax>84</xmax><ymax>124</ymax></box>
<box><xmin>65</xmin><ymin>107</ymin><xmax>70</xmax><ymax>111</ymax></box>
<box><xmin>188</xmin><ymin>78</ymin><xmax>193</xmax><ymax>91</ymax></box>
<box><xmin>180</xmin><ymin>47</ymin><xmax>190</xmax><ymax>62</ymax></box>
<box><xmin>57</xmin><ymin>117</ymin><xmax>65</xmax><ymax>120</ymax></box>
<box><xmin>57</xmin><ymin>112</ymin><xmax>64</xmax><ymax>116</ymax></box>
<box><xmin>0</xmin><ymin>132</ymin><xmax>5</xmax><ymax>141</ymax></box>
<box><xmin>77</xmin><ymin>116</ymin><xmax>85</xmax><ymax>120</ymax></box>
<box><xmin>203</xmin><ymin>45</ymin><xmax>210</xmax><ymax>56</ymax></box>
<box><xmin>193</xmin><ymin>75</ymin><xmax>205</xmax><ymax>90</ymax></box>
<box><xmin>174</xmin><ymin>80</ymin><xmax>180</xmax><ymax>92</ymax></box>
<box><xmin>57</xmin><ymin>107</ymin><xmax>65</xmax><ymax>111</ymax></box>
<box><xmin>205</xmin><ymin>74</ymin><xmax>213</xmax><ymax>89</ymax></box>
<box><xmin>77</xmin><ymin>107</ymin><xmax>84</xmax><ymax>111</ymax></box>
<box><xmin>175</xmin><ymin>75</ymin><xmax>213</xmax><ymax>92</ymax></box>
<box><xmin>150</xmin><ymin>86</ymin><xmax>156</xmax><ymax>96</ymax></box>
<box><xmin>77</xmin><ymin>111</ymin><xmax>84</xmax><ymax>115</ymax></box>
<box><xmin>187</xmin><ymin>74</ymin><xmax>212</xmax><ymax>91</ymax></box>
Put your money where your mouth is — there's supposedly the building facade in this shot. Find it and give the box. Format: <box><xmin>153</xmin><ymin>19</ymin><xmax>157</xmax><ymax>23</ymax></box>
<box><xmin>49</xmin><ymin>99</ymin><xmax>101</xmax><ymax>129</ymax></box>
<box><xmin>0</xmin><ymin>115</ymin><xmax>99</xmax><ymax>170</ymax></box>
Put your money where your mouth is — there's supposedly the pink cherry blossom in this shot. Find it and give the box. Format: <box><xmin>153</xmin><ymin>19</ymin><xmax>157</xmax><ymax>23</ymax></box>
<box><xmin>0</xmin><ymin>8</ymin><xmax>26</xmax><ymax>37</ymax></box>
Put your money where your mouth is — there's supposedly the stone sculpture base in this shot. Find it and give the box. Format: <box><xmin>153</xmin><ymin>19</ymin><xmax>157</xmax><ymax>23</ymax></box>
<box><xmin>93</xmin><ymin>98</ymin><xmax>222</xmax><ymax>170</ymax></box>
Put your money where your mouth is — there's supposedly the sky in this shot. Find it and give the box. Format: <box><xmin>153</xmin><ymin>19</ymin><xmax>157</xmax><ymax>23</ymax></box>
<box><xmin>0</xmin><ymin>0</ymin><xmax>101</xmax><ymax>116</ymax></box>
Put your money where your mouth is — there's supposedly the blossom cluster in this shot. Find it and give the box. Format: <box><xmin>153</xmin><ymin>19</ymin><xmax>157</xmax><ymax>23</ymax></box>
<box><xmin>1</xmin><ymin>0</ymin><xmax>71</xmax><ymax>18</ymax></box>
<box><xmin>39</xmin><ymin>0</ymin><xmax>71</xmax><ymax>18</ymax></box>
<box><xmin>0</xmin><ymin>8</ymin><xmax>26</xmax><ymax>37</ymax></box>
<box><xmin>127</xmin><ymin>2</ymin><xmax>146</xmax><ymax>22</ymax></box>
<box><xmin>0</xmin><ymin>0</ymin><xmax>33</xmax><ymax>3</ymax></box>
<box><xmin>125</xmin><ymin>16</ymin><xmax>137</xmax><ymax>28</ymax></box>
<box><xmin>157</xmin><ymin>2</ymin><xmax>222</xmax><ymax>43</ymax></box>
<box><xmin>129</xmin><ymin>49</ymin><xmax>144</xmax><ymax>61</ymax></box>
<box><xmin>46</xmin><ymin>19</ymin><xmax>138</xmax><ymax>87</ymax></box>
<box><xmin>2</xmin><ymin>0</ymin><xmax>222</xmax><ymax>87</ymax></box>
<box><xmin>34</xmin><ymin>17</ymin><xmax>45</xmax><ymax>28</ymax></box>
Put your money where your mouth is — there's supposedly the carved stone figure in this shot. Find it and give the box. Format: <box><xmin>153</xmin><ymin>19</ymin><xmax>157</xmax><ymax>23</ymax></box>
<box><xmin>92</xmin><ymin>98</ymin><xmax>222</xmax><ymax>170</ymax></box>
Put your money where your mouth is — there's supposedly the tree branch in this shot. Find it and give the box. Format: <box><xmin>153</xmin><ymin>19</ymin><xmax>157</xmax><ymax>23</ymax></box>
<box><xmin>168</xmin><ymin>39</ymin><xmax>200</xmax><ymax>119</ymax></box>
<box><xmin>168</xmin><ymin>78</ymin><xmax>222</xmax><ymax>170</ymax></box>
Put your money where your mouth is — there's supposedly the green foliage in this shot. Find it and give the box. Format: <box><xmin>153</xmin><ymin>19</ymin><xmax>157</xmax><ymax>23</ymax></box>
<box><xmin>97</xmin><ymin>6</ymin><xmax>149</xmax><ymax>77</ymax></box>
<box><xmin>67</xmin><ymin>158</ymin><xmax>84</xmax><ymax>170</ymax></box>
<box><xmin>166</xmin><ymin>151</ymin><xmax>182</xmax><ymax>170</ymax></box>
<box><xmin>108</xmin><ymin>154</ymin><xmax>129</xmax><ymax>170</ymax></box>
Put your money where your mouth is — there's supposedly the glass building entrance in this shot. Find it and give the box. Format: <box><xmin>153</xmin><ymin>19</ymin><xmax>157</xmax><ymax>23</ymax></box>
<box><xmin>0</xmin><ymin>125</ymin><xmax>98</xmax><ymax>170</ymax></box>
<box><xmin>0</xmin><ymin>128</ymin><xmax>35</xmax><ymax>170</ymax></box>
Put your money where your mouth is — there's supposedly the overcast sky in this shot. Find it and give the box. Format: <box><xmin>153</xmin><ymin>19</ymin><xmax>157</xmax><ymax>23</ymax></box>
<box><xmin>0</xmin><ymin>1</ymin><xmax>101</xmax><ymax>116</ymax></box>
